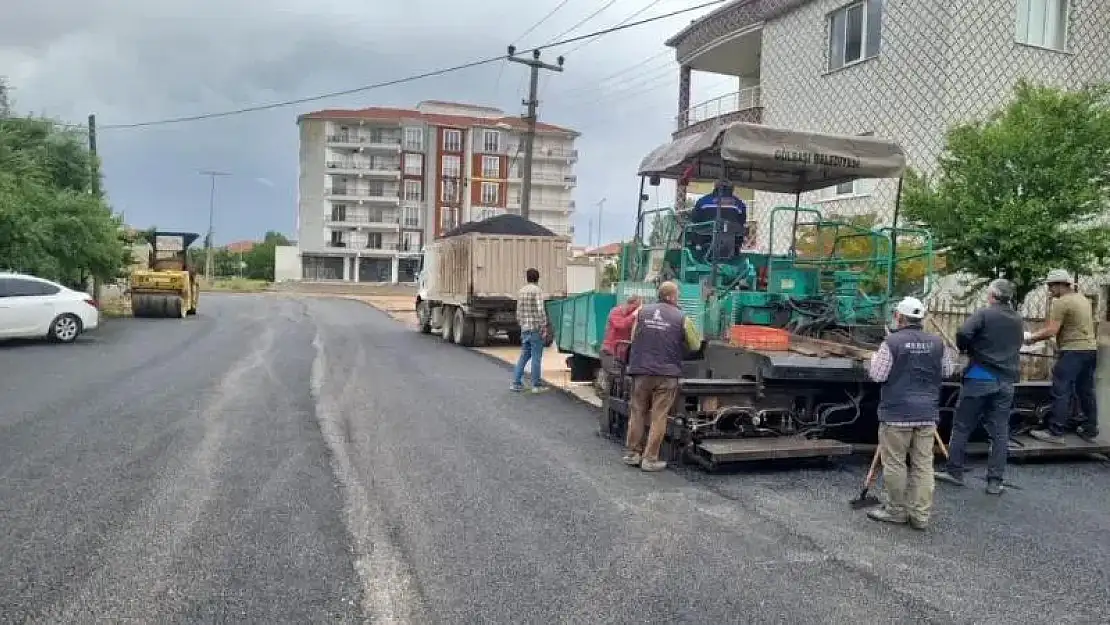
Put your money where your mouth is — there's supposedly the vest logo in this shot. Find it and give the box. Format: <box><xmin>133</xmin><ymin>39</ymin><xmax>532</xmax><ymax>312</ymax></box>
<box><xmin>904</xmin><ymin>341</ymin><xmax>934</xmax><ymax>353</ymax></box>
<box><xmin>643</xmin><ymin>308</ymin><xmax>672</xmax><ymax>331</ymax></box>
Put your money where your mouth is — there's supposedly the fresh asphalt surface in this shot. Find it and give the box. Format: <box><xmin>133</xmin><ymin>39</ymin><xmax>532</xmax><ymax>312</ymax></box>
<box><xmin>1</xmin><ymin>294</ymin><xmax>1107</xmax><ymax>624</ymax></box>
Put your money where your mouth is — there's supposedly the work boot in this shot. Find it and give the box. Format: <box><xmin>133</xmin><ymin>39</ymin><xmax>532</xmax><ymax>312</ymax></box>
<box><xmin>985</xmin><ymin>479</ymin><xmax>1004</xmax><ymax>495</ymax></box>
<box><xmin>509</xmin><ymin>383</ymin><xmax>524</xmax><ymax>392</ymax></box>
<box><xmin>530</xmin><ymin>385</ymin><xmax>550</xmax><ymax>395</ymax></box>
<box><xmin>1030</xmin><ymin>429</ymin><xmax>1066</xmax><ymax>445</ymax></box>
<box><xmin>640</xmin><ymin>458</ymin><xmax>667</xmax><ymax>472</ymax></box>
<box><xmin>1076</xmin><ymin>426</ymin><xmax>1100</xmax><ymax>442</ymax></box>
<box><xmin>867</xmin><ymin>506</ymin><xmax>908</xmax><ymax>525</ymax></box>
<box><xmin>935</xmin><ymin>470</ymin><xmax>965</xmax><ymax>486</ymax></box>
<box><xmin>622</xmin><ymin>452</ymin><xmax>642</xmax><ymax>467</ymax></box>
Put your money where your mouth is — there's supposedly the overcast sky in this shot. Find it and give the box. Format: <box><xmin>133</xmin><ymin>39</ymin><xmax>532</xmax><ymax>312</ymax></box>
<box><xmin>1</xmin><ymin>0</ymin><xmax>731</xmax><ymax>246</ymax></box>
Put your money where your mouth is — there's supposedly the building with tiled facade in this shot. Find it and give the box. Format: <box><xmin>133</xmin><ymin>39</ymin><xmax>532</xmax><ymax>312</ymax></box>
<box><xmin>295</xmin><ymin>101</ymin><xmax>579</xmax><ymax>283</ymax></box>
<box><xmin>667</xmin><ymin>0</ymin><xmax>1109</xmax><ymax>266</ymax></box>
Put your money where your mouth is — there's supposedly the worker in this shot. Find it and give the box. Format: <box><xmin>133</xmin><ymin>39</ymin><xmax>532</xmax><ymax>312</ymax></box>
<box><xmin>601</xmin><ymin>295</ymin><xmax>641</xmax><ymax>365</ymax></box>
<box><xmin>936</xmin><ymin>279</ymin><xmax>1024</xmax><ymax>495</ymax></box>
<box><xmin>621</xmin><ymin>281</ymin><xmax>701</xmax><ymax>472</ymax></box>
<box><xmin>689</xmin><ymin>181</ymin><xmax>748</xmax><ymax>260</ymax></box>
<box><xmin>867</xmin><ymin>296</ymin><xmax>957</xmax><ymax>530</ymax></box>
<box><xmin>1025</xmin><ymin>269</ymin><xmax>1099</xmax><ymax>443</ymax></box>
<box><xmin>511</xmin><ymin>267</ymin><xmax>548</xmax><ymax>394</ymax></box>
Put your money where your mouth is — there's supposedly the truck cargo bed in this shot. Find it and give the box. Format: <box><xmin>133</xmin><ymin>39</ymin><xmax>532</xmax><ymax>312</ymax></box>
<box><xmin>423</xmin><ymin>233</ymin><xmax>570</xmax><ymax>306</ymax></box>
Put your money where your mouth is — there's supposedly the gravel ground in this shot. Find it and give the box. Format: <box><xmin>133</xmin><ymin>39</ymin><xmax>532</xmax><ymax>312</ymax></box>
<box><xmin>1</xmin><ymin>293</ymin><xmax>1107</xmax><ymax>624</ymax></box>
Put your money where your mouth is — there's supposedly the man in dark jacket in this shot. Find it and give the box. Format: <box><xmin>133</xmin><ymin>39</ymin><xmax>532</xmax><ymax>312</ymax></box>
<box><xmin>621</xmin><ymin>281</ymin><xmax>701</xmax><ymax>472</ymax></box>
<box><xmin>867</xmin><ymin>297</ymin><xmax>957</xmax><ymax>530</ymax></box>
<box><xmin>936</xmin><ymin>279</ymin><xmax>1025</xmax><ymax>494</ymax></box>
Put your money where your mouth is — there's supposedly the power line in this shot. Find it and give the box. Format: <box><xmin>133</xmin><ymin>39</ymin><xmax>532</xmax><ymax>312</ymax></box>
<box><xmin>562</xmin><ymin>0</ymin><xmax>667</xmax><ymax>56</ymax></box>
<box><xmin>543</xmin><ymin>0</ymin><xmax>619</xmax><ymax>45</ymax></box>
<box><xmin>553</xmin><ymin>49</ymin><xmax>672</xmax><ymax>96</ymax></box>
<box><xmin>99</xmin><ymin>0</ymin><xmax>728</xmax><ymax>130</ymax></box>
<box><xmin>495</xmin><ymin>0</ymin><xmax>577</xmax><ymax>94</ymax></box>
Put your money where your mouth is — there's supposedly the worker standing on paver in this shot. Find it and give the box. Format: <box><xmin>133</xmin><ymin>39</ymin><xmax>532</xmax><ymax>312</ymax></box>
<box><xmin>867</xmin><ymin>297</ymin><xmax>957</xmax><ymax>530</ymax></box>
<box><xmin>622</xmin><ymin>282</ymin><xmax>701</xmax><ymax>472</ymax></box>
<box><xmin>511</xmin><ymin>268</ymin><xmax>549</xmax><ymax>394</ymax></box>
<box><xmin>1025</xmin><ymin>269</ymin><xmax>1100</xmax><ymax>443</ymax></box>
<box><xmin>936</xmin><ymin>279</ymin><xmax>1024</xmax><ymax>495</ymax></box>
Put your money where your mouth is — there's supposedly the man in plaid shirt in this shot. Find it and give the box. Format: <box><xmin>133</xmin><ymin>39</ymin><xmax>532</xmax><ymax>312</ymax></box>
<box><xmin>511</xmin><ymin>267</ymin><xmax>549</xmax><ymax>393</ymax></box>
<box><xmin>867</xmin><ymin>296</ymin><xmax>957</xmax><ymax>530</ymax></box>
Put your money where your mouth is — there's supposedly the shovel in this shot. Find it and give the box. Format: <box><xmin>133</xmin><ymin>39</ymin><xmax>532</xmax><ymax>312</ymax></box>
<box><xmin>850</xmin><ymin>446</ymin><xmax>883</xmax><ymax>509</ymax></box>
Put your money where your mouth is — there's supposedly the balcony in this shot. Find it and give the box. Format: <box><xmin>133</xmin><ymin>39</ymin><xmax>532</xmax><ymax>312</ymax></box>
<box><xmin>674</xmin><ymin>86</ymin><xmax>763</xmax><ymax>139</ymax></box>
<box><xmin>326</xmin><ymin>215</ymin><xmax>398</xmax><ymax>230</ymax></box>
<box><xmin>665</xmin><ymin>1</ymin><xmax>771</xmax><ymax>75</ymax></box>
<box><xmin>326</xmin><ymin>134</ymin><xmax>402</xmax><ymax>152</ymax></box>
<box><xmin>325</xmin><ymin>189</ymin><xmax>400</xmax><ymax>205</ymax></box>
<box><xmin>505</xmin><ymin>145</ymin><xmax>579</xmax><ymax>162</ymax></box>
<box><xmin>508</xmin><ymin>171</ymin><xmax>577</xmax><ymax>187</ymax></box>
<box><xmin>506</xmin><ymin>199</ymin><xmax>575</xmax><ymax>214</ymax></box>
<box><xmin>325</xmin><ymin>161</ymin><xmax>401</xmax><ymax>178</ymax></box>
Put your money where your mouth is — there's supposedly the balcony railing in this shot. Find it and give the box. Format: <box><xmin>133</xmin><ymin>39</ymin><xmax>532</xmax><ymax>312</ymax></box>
<box><xmin>506</xmin><ymin>145</ymin><xmax>579</xmax><ymax>160</ymax></box>
<box><xmin>326</xmin><ymin>134</ymin><xmax>403</xmax><ymax>149</ymax></box>
<box><xmin>507</xmin><ymin>199</ymin><xmax>575</xmax><ymax>213</ymax></box>
<box><xmin>508</xmin><ymin>171</ymin><xmax>577</xmax><ymax>185</ymax></box>
<box><xmin>326</xmin><ymin>161</ymin><xmax>401</xmax><ymax>174</ymax></box>
<box><xmin>677</xmin><ymin>86</ymin><xmax>762</xmax><ymax>128</ymax></box>
<box><xmin>325</xmin><ymin>189</ymin><xmax>401</xmax><ymax>203</ymax></box>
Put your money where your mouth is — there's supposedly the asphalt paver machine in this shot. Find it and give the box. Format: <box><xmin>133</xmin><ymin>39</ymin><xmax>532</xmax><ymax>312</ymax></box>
<box><xmin>547</xmin><ymin>121</ymin><xmax>1108</xmax><ymax>469</ymax></box>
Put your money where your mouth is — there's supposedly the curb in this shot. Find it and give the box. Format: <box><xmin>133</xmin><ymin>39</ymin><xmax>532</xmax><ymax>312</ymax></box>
<box><xmin>352</xmin><ymin>297</ymin><xmax>604</xmax><ymax>409</ymax></box>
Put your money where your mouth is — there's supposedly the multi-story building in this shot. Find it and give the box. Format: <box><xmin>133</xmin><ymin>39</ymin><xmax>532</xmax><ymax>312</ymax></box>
<box><xmin>295</xmin><ymin>101</ymin><xmax>579</xmax><ymax>283</ymax></box>
<box><xmin>666</xmin><ymin>0</ymin><xmax>1109</xmax><ymax>254</ymax></box>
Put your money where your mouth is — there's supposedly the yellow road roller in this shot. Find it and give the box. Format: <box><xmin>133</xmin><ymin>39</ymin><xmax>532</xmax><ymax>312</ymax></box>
<box><xmin>130</xmin><ymin>231</ymin><xmax>200</xmax><ymax>319</ymax></box>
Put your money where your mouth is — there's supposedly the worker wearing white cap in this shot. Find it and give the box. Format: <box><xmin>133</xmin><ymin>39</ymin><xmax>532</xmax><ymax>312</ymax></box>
<box><xmin>1025</xmin><ymin>269</ymin><xmax>1100</xmax><ymax>443</ymax></box>
<box><xmin>867</xmin><ymin>296</ymin><xmax>957</xmax><ymax>530</ymax></box>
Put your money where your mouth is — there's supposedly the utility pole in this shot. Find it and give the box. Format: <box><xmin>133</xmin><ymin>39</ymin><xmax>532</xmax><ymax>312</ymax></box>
<box><xmin>199</xmin><ymin>170</ymin><xmax>231</xmax><ymax>282</ymax></box>
<box><xmin>87</xmin><ymin>114</ymin><xmax>101</xmax><ymax>300</ymax></box>
<box><xmin>595</xmin><ymin>198</ymin><xmax>606</xmax><ymax>246</ymax></box>
<box><xmin>507</xmin><ymin>46</ymin><xmax>564</xmax><ymax>221</ymax></box>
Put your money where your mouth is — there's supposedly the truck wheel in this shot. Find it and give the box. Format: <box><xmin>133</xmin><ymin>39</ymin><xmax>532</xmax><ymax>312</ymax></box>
<box><xmin>440</xmin><ymin>306</ymin><xmax>455</xmax><ymax>342</ymax></box>
<box><xmin>453</xmin><ymin>308</ymin><xmax>475</xmax><ymax>346</ymax></box>
<box><xmin>473</xmin><ymin>318</ymin><xmax>489</xmax><ymax>347</ymax></box>
<box><xmin>417</xmin><ymin>300</ymin><xmax>433</xmax><ymax>334</ymax></box>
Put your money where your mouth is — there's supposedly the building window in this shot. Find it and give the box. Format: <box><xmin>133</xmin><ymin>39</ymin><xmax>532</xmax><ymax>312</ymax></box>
<box><xmin>1016</xmin><ymin>0</ymin><xmax>1069</xmax><ymax>50</ymax></box>
<box><xmin>403</xmin><ymin>179</ymin><xmax>423</xmax><ymax>202</ymax></box>
<box><xmin>330</xmin><ymin>230</ymin><xmax>345</xmax><ymax>247</ymax></box>
<box><xmin>443</xmin><ymin>129</ymin><xmax>462</xmax><ymax>152</ymax></box>
<box><xmin>828</xmin><ymin>0</ymin><xmax>882</xmax><ymax>71</ymax></box>
<box><xmin>368</xmin><ymin>206</ymin><xmax>386</xmax><ymax>223</ymax></box>
<box><xmin>401</xmin><ymin>231</ymin><xmax>422</xmax><ymax>252</ymax></box>
<box><xmin>482</xmin><ymin>130</ymin><xmax>501</xmax><ymax>153</ymax></box>
<box><xmin>441</xmin><ymin>154</ymin><xmax>461</xmax><ymax>178</ymax></box>
<box><xmin>330</xmin><ymin>204</ymin><xmax>346</xmax><ymax>222</ymax></box>
<box><xmin>480</xmin><ymin>182</ymin><xmax>499</xmax><ymax>205</ymax></box>
<box><xmin>368</xmin><ymin>180</ymin><xmax>385</xmax><ymax>197</ymax></box>
<box><xmin>441</xmin><ymin>179</ymin><xmax>460</xmax><ymax>202</ymax></box>
<box><xmin>403</xmin><ymin>205</ymin><xmax>421</xmax><ymax>228</ymax></box>
<box><xmin>403</xmin><ymin>153</ymin><xmax>422</xmax><ymax>176</ymax></box>
<box><xmin>404</xmin><ymin>127</ymin><xmax>424</xmax><ymax>151</ymax></box>
<box><xmin>366</xmin><ymin>232</ymin><xmax>383</xmax><ymax>249</ymax></box>
<box><xmin>440</xmin><ymin>207</ymin><xmax>459</xmax><ymax>231</ymax></box>
<box><xmin>481</xmin><ymin>156</ymin><xmax>500</xmax><ymax>178</ymax></box>
<box><xmin>819</xmin><ymin>178</ymin><xmax>875</xmax><ymax>200</ymax></box>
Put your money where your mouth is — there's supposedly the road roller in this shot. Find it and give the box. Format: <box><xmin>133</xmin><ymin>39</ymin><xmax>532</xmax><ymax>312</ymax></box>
<box><xmin>129</xmin><ymin>231</ymin><xmax>200</xmax><ymax>319</ymax></box>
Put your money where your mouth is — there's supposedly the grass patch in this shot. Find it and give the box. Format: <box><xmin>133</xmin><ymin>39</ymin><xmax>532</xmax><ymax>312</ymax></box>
<box><xmin>199</xmin><ymin>277</ymin><xmax>271</xmax><ymax>293</ymax></box>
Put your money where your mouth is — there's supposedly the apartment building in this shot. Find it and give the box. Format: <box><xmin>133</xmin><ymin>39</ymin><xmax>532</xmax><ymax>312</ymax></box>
<box><xmin>295</xmin><ymin>101</ymin><xmax>579</xmax><ymax>283</ymax></box>
<box><xmin>666</xmin><ymin>0</ymin><xmax>1109</xmax><ymax>252</ymax></box>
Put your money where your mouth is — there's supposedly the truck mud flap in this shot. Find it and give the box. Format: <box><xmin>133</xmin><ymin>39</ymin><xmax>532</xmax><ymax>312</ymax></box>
<box><xmin>690</xmin><ymin>436</ymin><xmax>853</xmax><ymax>467</ymax></box>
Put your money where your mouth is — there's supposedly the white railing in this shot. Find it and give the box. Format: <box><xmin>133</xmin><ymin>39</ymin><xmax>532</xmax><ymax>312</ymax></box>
<box><xmin>677</xmin><ymin>85</ymin><xmax>762</xmax><ymax>127</ymax></box>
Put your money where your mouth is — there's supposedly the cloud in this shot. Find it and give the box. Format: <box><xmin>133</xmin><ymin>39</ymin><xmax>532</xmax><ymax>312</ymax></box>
<box><xmin>1</xmin><ymin>0</ymin><xmax>731</xmax><ymax>245</ymax></box>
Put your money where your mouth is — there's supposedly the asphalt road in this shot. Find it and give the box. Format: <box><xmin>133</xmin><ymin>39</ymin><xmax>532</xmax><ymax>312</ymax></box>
<box><xmin>1</xmin><ymin>294</ymin><xmax>1107</xmax><ymax>624</ymax></box>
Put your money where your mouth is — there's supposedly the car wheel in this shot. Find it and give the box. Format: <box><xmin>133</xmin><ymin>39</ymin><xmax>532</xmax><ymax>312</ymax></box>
<box><xmin>49</xmin><ymin>313</ymin><xmax>83</xmax><ymax>343</ymax></box>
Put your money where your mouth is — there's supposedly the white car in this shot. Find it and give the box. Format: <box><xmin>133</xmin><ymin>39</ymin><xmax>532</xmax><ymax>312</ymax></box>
<box><xmin>0</xmin><ymin>272</ymin><xmax>100</xmax><ymax>343</ymax></box>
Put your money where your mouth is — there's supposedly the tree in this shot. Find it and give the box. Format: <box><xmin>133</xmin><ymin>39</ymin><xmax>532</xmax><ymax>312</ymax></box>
<box><xmin>794</xmin><ymin>212</ymin><xmax>931</xmax><ymax>296</ymax></box>
<box><xmin>242</xmin><ymin>231</ymin><xmax>292</xmax><ymax>281</ymax></box>
<box><xmin>0</xmin><ymin>109</ymin><xmax>130</xmax><ymax>286</ymax></box>
<box><xmin>901</xmin><ymin>81</ymin><xmax>1110</xmax><ymax>304</ymax></box>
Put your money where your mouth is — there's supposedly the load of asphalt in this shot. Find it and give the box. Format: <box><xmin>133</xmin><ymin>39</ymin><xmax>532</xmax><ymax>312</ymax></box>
<box><xmin>440</xmin><ymin>214</ymin><xmax>557</xmax><ymax>238</ymax></box>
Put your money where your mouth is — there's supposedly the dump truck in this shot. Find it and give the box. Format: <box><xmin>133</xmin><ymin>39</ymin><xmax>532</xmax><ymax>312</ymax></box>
<box><xmin>546</xmin><ymin>121</ymin><xmax>1110</xmax><ymax>469</ymax></box>
<box><xmin>129</xmin><ymin>231</ymin><xmax>200</xmax><ymax>318</ymax></box>
<box><xmin>415</xmin><ymin>218</ymin><xmax>569</xmax><ymax>347</ymax></box>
